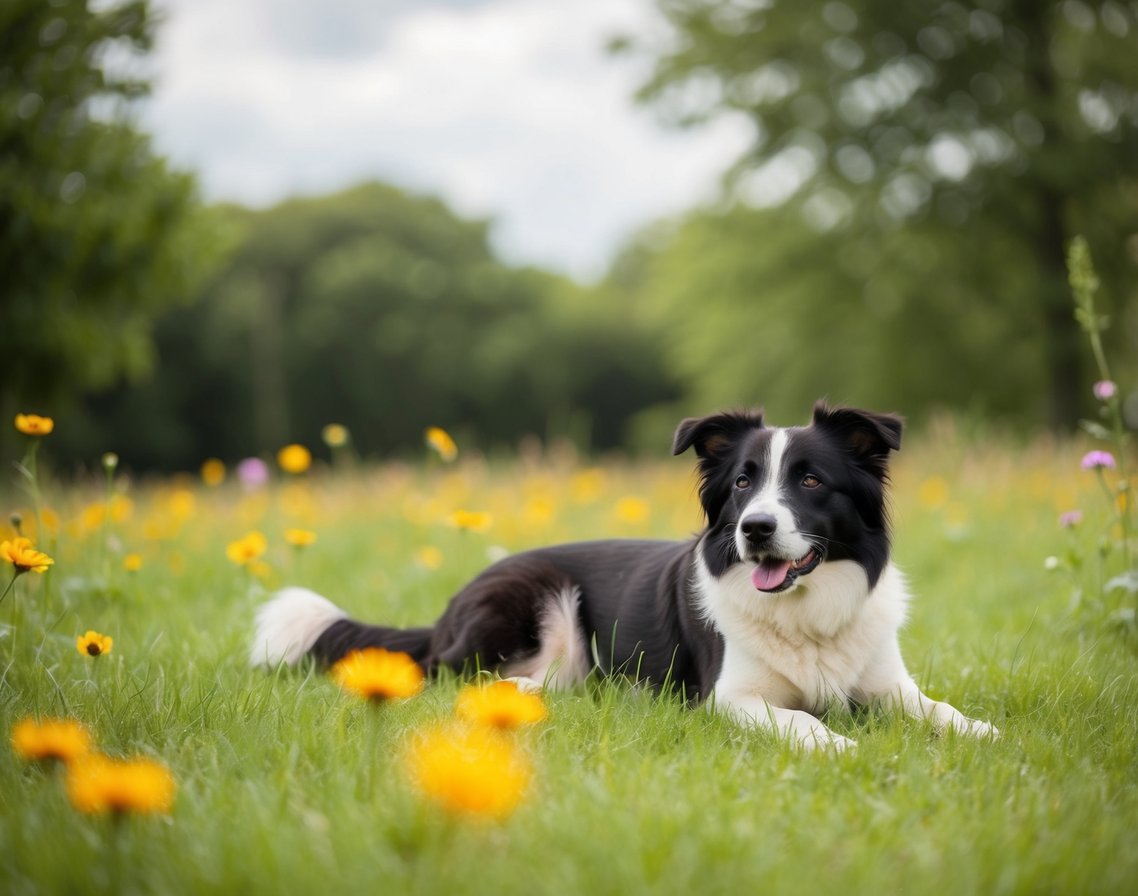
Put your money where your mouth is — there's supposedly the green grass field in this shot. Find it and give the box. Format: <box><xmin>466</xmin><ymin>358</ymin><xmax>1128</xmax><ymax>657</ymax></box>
<box><xmin>2</xmin><ymin>426</ymin><xmax>1136</xmax><ymax>895</ymax></box>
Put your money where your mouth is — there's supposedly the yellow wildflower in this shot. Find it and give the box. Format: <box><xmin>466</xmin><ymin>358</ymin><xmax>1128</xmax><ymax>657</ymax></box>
<box><xmin>226</xmin><ymin>531</ymin><xmax>268</xmax><ymax>565</ymax></box>
<box><xmin>277</xmin><ymin>444</ymin><xmax>312</xmax><ymax>475</ymax></box>
<box><xmin>77</xmin><ymin>631</ymin><xmax>113</xmax><ymax>658</ymax></box>
<box><xmin>1</xmin><ymin>536</ymin><xmax>54</xmax><ymax>574</ymax></box>
<box><xmin>66</xmin><ymin>753</ymin><xmax>176</xmax><ymax>816</ymax></box>
<box><xmin>448</xmin><ymin>509</ymin><xmax>493</xmax><ymax>534</ymax></box>
<box><xmin>322</xmin><ymin>423</ymin><xmax>350</xmax><ymax>448</ymax></box>
<box><xmin>455</xmin><ymin>680</ymin><xmax>548</xmax><ymax>730</ymax></box>
<box><xmin>917</xmin><ymin>476</ymin><xmax>950</xmax><ymax>510</ymax></box>
<box><xmin>11</xmin><ymin>718</ymin><xmax>92</xmax><ymax>764</ymax></box>
<box><xmin>425</xmin><ymin>427</ymin><xmax>458</xmax><ymax>463</ymax></box>
<box><xmin>284</xmin><ymin>528</ymin><xmax>317</xmax><ymax>548</ymax></box>
<box><xmin>14</xmin><ymin>414</ymin><xmax>54</xmax><ymax>436</ymax></box>
<box><xmin>405</xmin><ymin>723</ymin><xmax>531</xmax><ymax>819</ymax></box>
<box><xmin>201</xmin><ymin>458</ymin><xmax>226</xmax><ymax>487</ymax></box>
<box><xmin>416</xmin><ymin>545</ymin><xmax>444</xmax><ymax>570</ymax></box>
<box><xmin>614</xmin><ymin>496</ymin><xmax>650</xmax><ymax>525</ymax></box>
<box><xmin>123</xmin><ymin>553</ymin><xmax>144</xmax><ymax>573</ymax></box>
<box><xmin>331</xmin><ymin>648</ymin><xmax>425</xmax><ymax>702</ymax></box>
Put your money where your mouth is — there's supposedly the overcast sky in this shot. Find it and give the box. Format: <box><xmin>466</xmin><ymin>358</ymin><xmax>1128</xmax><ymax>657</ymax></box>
<box><xmin>140</xmin><ymin>0</ymin><xmax>752</xmax><ymax>282</ymax></box>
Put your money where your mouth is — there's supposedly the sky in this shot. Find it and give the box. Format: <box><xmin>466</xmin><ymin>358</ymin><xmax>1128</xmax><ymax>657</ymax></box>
<box><xmin>141</xmin><ymin>0</ymin><xmax>754</xmax><ymax>282</ymax></box>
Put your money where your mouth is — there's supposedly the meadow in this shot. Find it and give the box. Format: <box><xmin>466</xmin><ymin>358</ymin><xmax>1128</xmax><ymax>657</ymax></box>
<box><xmin>2</xmin><ymin>420</ymin><xmax>1137</xmax><ymax>896</ymax></box>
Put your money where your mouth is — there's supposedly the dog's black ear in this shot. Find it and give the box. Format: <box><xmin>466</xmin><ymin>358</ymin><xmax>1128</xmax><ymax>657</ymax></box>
<box><xmin>672</xmin><ymin>410</ymin><xmax>765</xmax><ymax>458</ymax></box>
<box><xmin>811</xmin><ymin>402</ymin><xmax>902</xmax><ymax>475</ymax></box>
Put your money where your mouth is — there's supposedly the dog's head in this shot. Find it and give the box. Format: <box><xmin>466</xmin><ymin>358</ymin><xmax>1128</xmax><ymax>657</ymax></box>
<box><xmin>673</xmin><ymin>402</ymin><xmax>902</xmax><ymax>593</ymax></box>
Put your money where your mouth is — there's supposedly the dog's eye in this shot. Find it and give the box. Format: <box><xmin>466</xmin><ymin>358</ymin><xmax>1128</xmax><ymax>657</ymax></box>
<box><xmin>802</xmin><ymin>474</ymin><xmax>821</xmax><ymax>489</ymax></box>
<box><xmin>735</xmin><ymin>475</ymin><xmax>751</xmax><ymax>490</ymax></box>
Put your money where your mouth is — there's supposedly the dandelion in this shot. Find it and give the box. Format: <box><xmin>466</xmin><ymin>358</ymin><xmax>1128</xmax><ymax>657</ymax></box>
<box><xmin>614</xmin><ymin>496</ymin><xmax>650</xmax><ymax>525</ymax></box>
<box><xmin>917</xmin><ymin>476</ymin><xmax>950</xmax><ymax>510</ymax></box>
<box><xmin>284</xmin><ymin>528</ymin><xmax>317</xmax><ymax>548</ymax></box>
<box><xmin>1093</xmin><ymin>380</ymin><xmax>1118</xmax><ymax>401</ymax></box>
<box><xmin>277</xmin><ymin>444</ymin><xmax>312</xmax><ymax>475</ymax></box>
<box><xmin>322</xmin><ymin>423</ymin><xmax>350</xmax><ymax>448</ymax></box>
<box><xmin>1</xmin><ymin>536</ymin><xmax>54</xmax><ymax>575</ymax></box>
<box><xmin>123</xmin><ymin>553</ymin><xmax>144</xmax><ymax>572</ymax></box>
<box><xmin>448</xmin><ymin>509</ymin><xmax>493</xmax><ymax>534</ymax></box>
<box><xmin>426</xmin><ymin>427</ymin><xmax>458</xmax><ymax>463</ymax></box>
<box><xmin>416</xmin><ymin>545</ymin><xmax>444</xmax><ymax>570</ymax></box>
<box><xmin>201</xmin><ymin>458</ymin><xmax>226</xmax><ymax>487</ymax></box>
<box><xmin>331</xmin><ymin>648</ymin><xmax>425</xmax><ymax>701</ymax></box>
<box><xmin>11</xmin><ymin>718</ymin><xmax>92</xmax><ymax>764</ymax></box>
<box><xmin>1059</xmin><ymin>510</ymin><xmax>1084</xmax><ymax>529</ymax></box>
<box><xmin>14</xmin><ymin>414</ymin><xmax>54</xmax><ymax>436</ymax></box>
<box><xmin>455</xmin><ymin>680</ymin><xmax>548</xmax><ymax>730</ymax></box>
<box><xmin>226</xmin><ymin>531</ymin><xmax>268</xmax><ymax>566</ymax></box>
<box><xmin>1081</xmin><ymin>450</ymin><xmax>1117</xmax><ymax>470</ymax></box>
<box><xmin>405</xmin><ymin>724</ymin><xmax>531</xmax><ymax>820</ymax></box>
<box><xmin>77</xmin><ymin>631</ymin><xmax>113</xmax><ymax>657</ymax></box>
<box><xmin>66</xmin><ymin>753</ymin><xmax>176</xmax><ymax>816</ymax></box>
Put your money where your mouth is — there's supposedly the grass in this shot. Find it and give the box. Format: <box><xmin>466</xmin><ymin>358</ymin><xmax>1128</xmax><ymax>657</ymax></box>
<box><xmin>2</xmin><ymin>425</ymin><xmax>1136</xmax><ymax>895</ymax></box>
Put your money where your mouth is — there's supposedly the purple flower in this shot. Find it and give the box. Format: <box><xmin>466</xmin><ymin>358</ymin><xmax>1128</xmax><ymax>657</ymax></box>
<box><xmin>1081</xmin><ymin>450</ymin><xmax>1117</xmax><ymax>471</ymax></box>
<box><xmin>236</xmin><ymin>457</ymin><xmax>270</xmax><ymax>490</ymax></box>
<box><xmin>1093</xmin><ymin>380</ymin><xmax>1118</xmax><ymax>401</ymax></box>
<box><xmin>1058</xmin><ymin>510</ymin><xmax>1083</xmax><ymax>529</ymax></box>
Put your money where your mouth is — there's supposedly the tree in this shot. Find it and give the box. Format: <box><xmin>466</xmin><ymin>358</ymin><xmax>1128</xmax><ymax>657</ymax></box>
<box><xmin>53</xmin><ymin>183</ymin><xmax>680</xmax><ymax>470</ymax></box>
<box><xmin>621</xmin><ymin>0</ymin><xmax>1138</xmax><ymax>427</ymax></box>
<box><xmin>0</xmin><ymin>0</ymin><xmax>219</xmax><ymax>453</ymax></box>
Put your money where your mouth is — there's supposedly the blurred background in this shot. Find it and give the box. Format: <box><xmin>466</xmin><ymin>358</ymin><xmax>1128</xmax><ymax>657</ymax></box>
<box><xmin>2</xmin><ymin>0</ymin><xmax>1136</xmax><ymax>473</ymax></box>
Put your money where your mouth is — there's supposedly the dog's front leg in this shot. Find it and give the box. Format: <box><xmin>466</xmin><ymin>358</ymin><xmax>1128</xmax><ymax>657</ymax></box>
<box><xmin>877</xmin><ymin>682</ymin><xmax>999</xmax><ymax>739</ymax></box>
<box><xmin>858</xmin><ymin>640</ymin><xmax>998</xmax><ymax>739</ymax></box>
<box><xmin>713</xmin><ymin>694</ymin><xmax>856</xmax><ymax>752</ymax></box>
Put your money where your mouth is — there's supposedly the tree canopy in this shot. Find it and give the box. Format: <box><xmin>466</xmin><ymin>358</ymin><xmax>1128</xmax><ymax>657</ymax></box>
<box><xmin>52</xmin><ymin>183</ymin><xmax>680</xmax><ymax>470</ymax></box>
<box><xmin>615</xmin><ymin>0</ymin><xmax>1138</xmax><ymax>427</ymax></box>
<box><xmin>0</xmin><ymin>0</ymin><xmax>220</xmax><ymax>458</ymax></box>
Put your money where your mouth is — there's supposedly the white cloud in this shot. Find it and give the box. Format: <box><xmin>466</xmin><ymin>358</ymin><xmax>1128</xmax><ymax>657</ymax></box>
<box><xmin>143</xmin><ymin>0</ymin><xmax>752</xmax><ymax>280</ymax></box>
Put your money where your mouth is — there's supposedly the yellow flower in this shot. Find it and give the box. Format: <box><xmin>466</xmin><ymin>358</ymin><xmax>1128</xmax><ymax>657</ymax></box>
<box><xmin>14</xmin><ymin>414</ymin><xmax>54</xmax><ymax>436</ymax></box>
<box><xmin>11</xmin><ymin>718</ymin><xmax>92</xmax><ymax>764</ymax></box>
<box><xmin>1</xmin><ymin>536</ymin><xmax>54</xmax><ymax>574</ymax></box>
<box><xmin>284</xmin><ymin>528</ymin><xmax>317</xmax><ymax>548</ymax></box>
<box><xmin>448</xmin><ymin>509</ymin><xmax>493</xmax><ymax>534</ymax></box>
<box><xmin>226</xmin><ymin>530</ymin><xmax>268</xmax><ymax>565</ymax></box>
<box><xmin>123</xmin><ymin>553</ymin><xmax>144</xmax><ymax>572</ymax></box>
<box><xmin>614</xmin><ymin>496</ymin><xmax>650</xmax><ymax>525</ymax></box>
<box><xmin>331</xmin><ymin>648</ymin><xmax>425</xmax><ymax>701</ymax></box>
<box><xmin>416</xmin><ymin>545</ymin><xmax>444</xmax><ymax>570</ymax></box>
<box><xmin>455</xmin><ymin>680</ymin><xmax>548</xmax><ymax>730</ymax></box>
<box><xmin>425</xmin><ymin>427</ymin><xmax>458</xmax><ymax>463</ymax></box>
<box><xmin>405</xmin><ymin>724</ymin><xmax>531</xmax><ymax>819</ymax></box>
<box><xmin>77</xmin><ymin>630</ymin><xmax>113</xmax><ymax>658</ymax></box>
<box><xmin>65</xmin><ymin>753</ymin><xmax>176</xmax><ymax>816</ymax></box>
<box><xmin>277</xmin><ymin>443</ymin><xmax>312</xmax><ymax>474</ymax></box>
<box><xmin>322</xmin><ymin>423</ymin><xmax>350</xmax><ymax>448</ymax></box>
<box><xmin>918</xmin><ymin>476</ymin><xmax>950</xmax><ymax>510</ymax></box>
<box><xmin>201</xmin><ymin>458</ymin><xmax>226</xmax><ymax>487</ymax></box>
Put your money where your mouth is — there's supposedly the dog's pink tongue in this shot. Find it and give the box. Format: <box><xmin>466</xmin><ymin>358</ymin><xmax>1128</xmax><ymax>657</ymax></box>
<box><xmin>752</xmin><ymin>559</ymin><xmax>792</xmax><ymax>592</ymax></box>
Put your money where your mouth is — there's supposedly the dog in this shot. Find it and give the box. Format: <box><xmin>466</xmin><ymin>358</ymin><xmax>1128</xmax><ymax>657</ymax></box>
<box><xmin>250</xmin><ymin>402</ymin><xmax>997</xmax><ymax>750</ymax></box>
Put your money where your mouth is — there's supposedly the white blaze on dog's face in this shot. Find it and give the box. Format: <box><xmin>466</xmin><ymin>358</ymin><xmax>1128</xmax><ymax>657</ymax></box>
<box><xmin>673</xmin><ymin>404</ymin><xmax>902</xmax><ymax>595</ymax></box>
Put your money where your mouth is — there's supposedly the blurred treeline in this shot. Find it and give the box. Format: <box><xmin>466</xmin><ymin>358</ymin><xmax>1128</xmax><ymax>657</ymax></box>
<box><xmin>3</xmin><ymin>0</ymin><xmax>1136</xmax><ymax>473</ymax></box>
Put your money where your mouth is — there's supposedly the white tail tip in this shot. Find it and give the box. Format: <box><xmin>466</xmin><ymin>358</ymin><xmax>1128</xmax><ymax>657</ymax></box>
<box><xmin>250</xmin><ymin>587</ymin><xmax>348</xmax><ymax>667</ymax></box>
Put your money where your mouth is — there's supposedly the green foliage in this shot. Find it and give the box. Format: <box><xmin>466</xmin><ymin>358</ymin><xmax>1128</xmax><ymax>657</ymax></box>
<box><xmin>52</xmin><ymin>183</ymin><xmax>679</xmax><ymax>470</ymax></box>
<box><xmin>616</xmin><ymin>0</ymin><xmax>1138</xmax><ymax>427</ymax></box>
<box><xmin>0</xmin><ymin>0</ymin><xmax>222</xmax><ymax>455</ymax></box>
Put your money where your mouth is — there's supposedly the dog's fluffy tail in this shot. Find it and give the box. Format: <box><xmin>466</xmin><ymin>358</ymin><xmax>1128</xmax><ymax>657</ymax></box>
<box><xmin>250</xmin><ymin>587</ymin><xmax>434</xmax><ymax>668</ymax></box>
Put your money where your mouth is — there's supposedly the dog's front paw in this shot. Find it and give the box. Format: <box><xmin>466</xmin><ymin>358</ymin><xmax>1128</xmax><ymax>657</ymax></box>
<box><xmin>954</xmin><ymin>716</ymin><xmax>1000</xmax><ymax>740</ymax></box>
<box><xmin>799</xmin><ymin>725</ymin><xmax>857</xmax><ymax>753</ymax></box>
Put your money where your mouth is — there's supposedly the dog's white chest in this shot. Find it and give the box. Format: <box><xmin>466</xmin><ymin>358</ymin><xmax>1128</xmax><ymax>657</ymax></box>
<box><xmin>699</xmin><ymin>560</ymin><xmax>910</xmax><ymax>713</ymax></box>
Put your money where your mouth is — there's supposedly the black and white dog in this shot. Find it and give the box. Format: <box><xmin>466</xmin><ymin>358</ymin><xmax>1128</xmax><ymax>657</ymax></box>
<box><xmin>251</xmin><ymin>402</ymin><xmax>997</xmax><ymax>750</ymax></box>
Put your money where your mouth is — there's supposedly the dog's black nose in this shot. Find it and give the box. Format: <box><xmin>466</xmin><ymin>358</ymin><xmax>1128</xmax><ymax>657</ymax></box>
<box><xmin>741</xmin><ymin>513</ymin><xmax>777</xmax><ymax>543</ymax></box>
